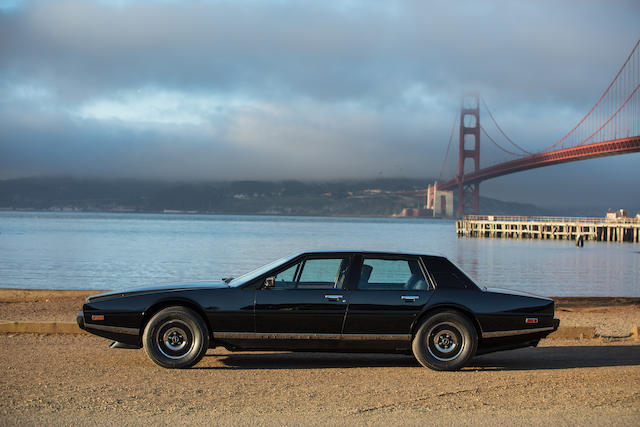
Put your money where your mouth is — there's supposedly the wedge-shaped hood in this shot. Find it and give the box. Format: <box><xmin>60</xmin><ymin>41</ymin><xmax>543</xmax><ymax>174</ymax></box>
<box><xmin>87</xmin><ymin>282</ymin><xmax>229</xmax><ymax>302</ymax></box>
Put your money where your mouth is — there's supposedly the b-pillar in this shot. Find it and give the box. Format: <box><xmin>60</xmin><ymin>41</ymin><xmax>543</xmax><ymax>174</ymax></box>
<box><xmin>457</xmin><ymin>95</ymin><xmax>480</xmax><ymax>216</ymax></box>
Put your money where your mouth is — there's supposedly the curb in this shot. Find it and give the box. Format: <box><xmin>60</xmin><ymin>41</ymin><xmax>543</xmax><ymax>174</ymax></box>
<box><xmin>0</xmin><ymin>321</ymin><xmax>88</xmax><ymax>334</ymax></box>
<box><xmin>547</xmin><ymin>326</ymin><xmax>597</xmax><ymax>340</ymax></box>
<box><xmin>0</xmin><ymin>289</ymin><xmax>106</xmax><ymax>303</ymax></box>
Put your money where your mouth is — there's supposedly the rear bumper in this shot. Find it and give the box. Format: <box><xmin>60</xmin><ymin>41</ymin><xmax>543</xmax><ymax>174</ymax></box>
<box><xmin>481</xmin><ymin>317</ymin><xmax>560</xmax><ymax>339</ymax></box>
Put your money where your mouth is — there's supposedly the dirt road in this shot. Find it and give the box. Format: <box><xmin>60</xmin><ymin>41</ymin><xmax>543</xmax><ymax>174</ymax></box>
<box><xmin>0</xmin><ymin>334</ymin><xmax>638</xmax><ymax>426</ymax></box>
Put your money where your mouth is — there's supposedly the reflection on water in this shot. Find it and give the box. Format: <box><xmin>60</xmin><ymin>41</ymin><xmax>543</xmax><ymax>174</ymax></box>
<box><xmin>0</xmin><ymin>211</ymin><xmax>638</xmax><ymax>296</ymax></box>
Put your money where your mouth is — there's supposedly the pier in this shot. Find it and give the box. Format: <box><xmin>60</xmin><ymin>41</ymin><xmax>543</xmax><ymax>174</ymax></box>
<box><xmin>456</xmin><ymin>215</ymin><xmax>640</xmax><ymax>243</ymax></box>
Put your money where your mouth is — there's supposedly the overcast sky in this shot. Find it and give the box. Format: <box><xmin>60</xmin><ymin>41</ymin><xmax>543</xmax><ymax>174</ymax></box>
<box><xmin>1</xmin><ymin>0</ymin><xmax>639</xmax><ymax>209</ymax></box>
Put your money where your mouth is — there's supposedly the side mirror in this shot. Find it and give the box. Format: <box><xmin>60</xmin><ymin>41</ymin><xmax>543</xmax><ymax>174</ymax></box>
<box><xmin>264</xmin><ymin>276</ymin><xmax>276</xmax><ymax>288</ymax></box>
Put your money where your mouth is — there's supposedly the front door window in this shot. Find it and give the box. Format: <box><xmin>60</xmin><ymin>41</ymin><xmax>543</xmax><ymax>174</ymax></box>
<box><xmin>272</xmin><ymin>257</ymin><xmax>348</xmax><ymax>289</ymax></box>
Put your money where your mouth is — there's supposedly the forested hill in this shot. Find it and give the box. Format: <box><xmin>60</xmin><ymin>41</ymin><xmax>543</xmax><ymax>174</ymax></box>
<box><xmin>0</xmin><ymin>176</ymin><xmax>558</xmax><ymax>217</ymax></box>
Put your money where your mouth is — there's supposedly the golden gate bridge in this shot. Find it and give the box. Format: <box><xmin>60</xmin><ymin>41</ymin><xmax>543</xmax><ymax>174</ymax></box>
<box><xmin>426</xmin><ymin>39</ymin><xmax>640</xmax><ymax>217</ymax></box>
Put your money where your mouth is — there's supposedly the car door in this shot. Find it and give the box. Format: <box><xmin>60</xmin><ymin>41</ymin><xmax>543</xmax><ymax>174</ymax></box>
<box><xmin>254</xmin><ymin>255</ymin><xmax>353</xmax><ymax>340</ymax></box>
<box><xmin>342</xmin><ymin>255</ymin><xmax>434</xmax><ymax>338</ymax></box>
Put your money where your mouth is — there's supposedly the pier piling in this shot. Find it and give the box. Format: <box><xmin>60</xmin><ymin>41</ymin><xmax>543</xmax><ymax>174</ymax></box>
<box><xmin>456</xmin><ymin>215</ymin><xmax>640</xmax><ymax>243</ymax></box>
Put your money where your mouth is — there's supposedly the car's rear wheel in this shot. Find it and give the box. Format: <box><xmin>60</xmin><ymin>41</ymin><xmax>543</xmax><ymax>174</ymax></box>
<box><xmin>143</xmin><ymin>306</ymin><xmax>209</xmax><ymax>369</ymax></box>
<box><xmin>412</xmin><ymin>311</ymin><xmax>477</xmax><ymax>371</ymax></box>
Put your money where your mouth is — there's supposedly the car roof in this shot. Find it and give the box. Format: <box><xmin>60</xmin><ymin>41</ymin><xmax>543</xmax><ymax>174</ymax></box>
<box><xmin>290</xmin><ymin>249</ymin><xmax>446</xmax><ymax>258</ymax></box>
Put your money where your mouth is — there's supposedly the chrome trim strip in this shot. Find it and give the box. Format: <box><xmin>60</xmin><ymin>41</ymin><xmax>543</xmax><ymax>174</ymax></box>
<box><xmin>84</xmin><ymin>323</ymin><xmax>140</xmax><ymax>336</ymax></box>
<box><xmin>215</xmin><ymin>332</ymin><xmax>341</xmax><ymax>340</ymax></box>
<box><xmin>341</xmin><ymin>334</ymin><xmax>411</xmax><ymax>341</ymax></box>
<box><xmin>417</xmin><ymin>257</ymin><xmax>435</xmax><ymax>290</ymax></box>
<box><xmin>213</xmin><ymin>332</ymin><xmax>411</xmax><ymax>341</ymax></box>
<box><xmin>482</xmin><ymin>326</ymin><xmax>555</xmax><ymax>338</ymax></box>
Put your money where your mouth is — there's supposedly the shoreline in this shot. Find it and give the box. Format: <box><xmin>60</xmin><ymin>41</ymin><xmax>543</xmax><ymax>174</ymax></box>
<box><xmin>0</xmin><ymin>208</ymin><xmax>448</xmax><ymax>220</ymax></box>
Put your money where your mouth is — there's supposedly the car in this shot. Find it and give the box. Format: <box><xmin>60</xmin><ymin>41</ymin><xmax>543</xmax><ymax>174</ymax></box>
<box><xmin>77</xmin><ymin>250</ymin><xmax>560</xmax><ymax>370</ymax></box>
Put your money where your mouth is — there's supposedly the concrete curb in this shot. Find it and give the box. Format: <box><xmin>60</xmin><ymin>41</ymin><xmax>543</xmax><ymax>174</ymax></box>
<box><xmin>0</xmin><ymin>321</ymin><xmax>88</xmax><ymax>334</ymax></box>
<box><xmin>547</xmin><ymin>326</ymin><xmax>597</xmax><ymax>340</ymax></box>
<box><xmin>0</xmin><ymin>289</ymin><xmax>106</xmax><ymax>303</ymax></box>
<box><xmin>0</xmin><ymin>321</ymin><xmax>611</xmax><ymax>340</ymax></box>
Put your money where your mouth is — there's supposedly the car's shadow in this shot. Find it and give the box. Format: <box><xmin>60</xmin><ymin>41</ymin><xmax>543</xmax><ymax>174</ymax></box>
<box><xmin>470</xmin><ymin>345</ymin><xmax>640</xmax><ymax>371</ymax></box>
<box><xmin>198</xmin><ymin>344</ymin><xmax>640</xmax><ymax>371</ymax></box>
<box><xmin>200</xmin><ymin>352</ymin><xmax>418</xmax><ymax>369</ymax></box>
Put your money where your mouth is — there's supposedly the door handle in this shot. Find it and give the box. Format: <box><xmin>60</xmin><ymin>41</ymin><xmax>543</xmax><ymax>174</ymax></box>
<box><xmin>401</xmin><ymin>295</ymin><xmax>419</xmax><ymax>302</ymax></box>
<box><xmin>324</xmin><ymin>294</ymin><xmax>344</xmax><ymax>302</ymax></box>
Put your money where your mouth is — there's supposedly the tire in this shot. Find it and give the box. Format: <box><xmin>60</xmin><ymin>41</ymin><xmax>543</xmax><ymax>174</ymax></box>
<box><xmin>412</xmin><ymin>311</ymin><xmax>477</xmax><ymax>371</ymax></box>
<box><xmin>143</xmin><ymin>306</ymin><xmax>209</xmax><ymax>369</ymax></box>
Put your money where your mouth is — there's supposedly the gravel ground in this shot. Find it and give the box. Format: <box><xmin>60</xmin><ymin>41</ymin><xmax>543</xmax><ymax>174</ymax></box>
<box><xmin>0</xmin><ymin>334</ymin><xmax>638</xmax><ymax>426</ymax></box>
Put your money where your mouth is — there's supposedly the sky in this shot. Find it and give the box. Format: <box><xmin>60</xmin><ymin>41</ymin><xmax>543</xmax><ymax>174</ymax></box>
<box><xmin>1</xmin><ymin>0</ymin><xmax>639</xmax><ymax>210</ymax></box>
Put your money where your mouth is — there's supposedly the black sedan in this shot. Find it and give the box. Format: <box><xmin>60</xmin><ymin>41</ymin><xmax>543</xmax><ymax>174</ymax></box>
<box><xmin>78</xmin><ymin>251</ymin><xmax>559</xmax><ymax>371</ymax></box>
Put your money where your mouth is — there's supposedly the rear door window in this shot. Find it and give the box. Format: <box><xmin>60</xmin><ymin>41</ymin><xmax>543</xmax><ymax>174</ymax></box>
<box><xmin>357</xmin><ymin>257</ymin><xmax>428</xmax><ymax>290</ymax></box>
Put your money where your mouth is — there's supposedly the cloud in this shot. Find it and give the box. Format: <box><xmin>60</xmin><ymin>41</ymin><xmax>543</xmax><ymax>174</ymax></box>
<box><xmin>1</xmin><ymin>0</ymin><xmax>639</xmax><ymax>208</ymax></box>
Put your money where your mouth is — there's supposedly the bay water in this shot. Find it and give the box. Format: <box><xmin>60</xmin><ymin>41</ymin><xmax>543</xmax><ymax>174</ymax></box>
<box><xmin>0</xmin><ymin>211</ymin><xmax>638</xmax><ymax>297</ymax></box>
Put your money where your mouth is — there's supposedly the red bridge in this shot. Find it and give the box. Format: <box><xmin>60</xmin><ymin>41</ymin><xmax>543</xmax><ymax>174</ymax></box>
<box><xmin>430</xmin><ymin>40</ymin><xmax>640</xmax><ymax>216</ymax></box>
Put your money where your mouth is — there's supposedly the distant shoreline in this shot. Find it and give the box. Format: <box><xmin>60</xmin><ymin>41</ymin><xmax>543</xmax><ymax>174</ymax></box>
<box><xmin>0</xmin><ymin>208</ymin><xmax>449</xmax><ymax>220</ymax></box>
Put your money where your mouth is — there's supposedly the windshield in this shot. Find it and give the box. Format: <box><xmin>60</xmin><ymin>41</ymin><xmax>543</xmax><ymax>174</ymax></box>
<box><xmin>228</xmin><ymin>253</ymin><xmax>299</xmax><ymax>287</ymax></box>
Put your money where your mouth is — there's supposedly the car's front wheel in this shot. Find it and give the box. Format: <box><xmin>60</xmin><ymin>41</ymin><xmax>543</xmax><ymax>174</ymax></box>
<box><xmin>143</xmin><ymin>306</ymin><xmax>209</xmax><ymax>369</ymax></box>
<box><xmin>412</xmin><ymin>311</ymin><xmax>477</xmax><ymax>371</ymax></box>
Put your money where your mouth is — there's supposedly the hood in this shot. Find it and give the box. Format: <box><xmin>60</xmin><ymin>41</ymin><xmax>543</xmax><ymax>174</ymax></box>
<box><xmin>87</xmin><ymin>282</ymin><xmax>229</xmax><ymax>302</ymax></box>
<box><xmin>484</xmin><ymin>287</ymin><xmax>552</xmax><ymax>301</ymax></box>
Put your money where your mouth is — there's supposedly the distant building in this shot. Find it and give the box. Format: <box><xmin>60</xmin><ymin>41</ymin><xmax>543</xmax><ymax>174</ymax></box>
<box><xmin>426</xmin><ymin>182</ymin><xmax>454</xmax><ymax>218</ymax></box>
<box><xmin>606</xmin><ymin>209</ymin><xmax>628</xmax><ymax>220</ymax></box>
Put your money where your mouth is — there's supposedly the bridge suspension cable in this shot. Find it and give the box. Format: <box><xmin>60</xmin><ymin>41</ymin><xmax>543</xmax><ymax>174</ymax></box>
<box><xmin>540</xmin><ymin>39</ymin><xmax>640</xmax><ymax>153</ymax></box>
<box><xmin>438</xmin><ymin>112</ymin><xmax>458</xmax><ymax>182</ymax></box>
<box><xmin>578</xmin><ymin>82</ymin><xmax>640</xmax><ymax>146</ymax></box>
<box><xmin>479</xmin><ymin>125</ymin><xmax>522</xmax><ymax>157</ymax></box>
<box><xmin>480</xmin><ymin>98</ymin><xmax>532</xmax><ymax>155</ymax></box>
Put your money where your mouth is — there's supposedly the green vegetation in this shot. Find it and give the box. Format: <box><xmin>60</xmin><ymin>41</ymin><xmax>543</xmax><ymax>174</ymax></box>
<box><xmin>0</xmin><ymin>176</ymin><xmax>549</xmax><ymax>217</ymax></box>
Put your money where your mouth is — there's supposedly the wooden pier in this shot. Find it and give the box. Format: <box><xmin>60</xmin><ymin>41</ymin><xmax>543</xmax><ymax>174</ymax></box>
<box><xmin>456</xmin><ymin>215</ymin><xmax>640</xmax><ymax>243</ymax></box>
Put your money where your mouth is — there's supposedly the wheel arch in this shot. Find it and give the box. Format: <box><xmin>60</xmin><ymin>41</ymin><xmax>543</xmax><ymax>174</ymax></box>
<box><xmin>411</xmin><ymin>304</ymin><xmax>482</xmax><ymax>341</ymax></box>
<box><xmin>141</xmin><ymin>298</ymin><xmax>211</xmax><ymax>337</ymax></box>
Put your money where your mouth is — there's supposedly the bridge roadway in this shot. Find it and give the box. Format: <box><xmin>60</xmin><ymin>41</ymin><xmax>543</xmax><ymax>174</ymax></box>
<box><xmin>438</xmin><ymin>136</ymin><xmax>640</xmax><ymax>190</ymax></box>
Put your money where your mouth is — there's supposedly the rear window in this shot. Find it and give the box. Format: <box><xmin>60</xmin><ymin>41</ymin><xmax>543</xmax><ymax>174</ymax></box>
<box><xmin>423</xmin><ymin>257</ymin><xmax>477</xmax><ymax>290</ymax></box>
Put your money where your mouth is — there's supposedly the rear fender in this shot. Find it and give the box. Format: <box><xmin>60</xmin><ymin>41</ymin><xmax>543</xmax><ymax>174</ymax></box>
<box><xmin>411</xmin><ymin>303</ymin><xmax>483</xmax><ymax>340</ymax></box>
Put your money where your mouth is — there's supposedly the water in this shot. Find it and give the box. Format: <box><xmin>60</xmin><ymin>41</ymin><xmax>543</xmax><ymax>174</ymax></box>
<box><xmin>0</xmin><ymin>211</ymin><xmax>638</xmax><ymax>297</ymax></box>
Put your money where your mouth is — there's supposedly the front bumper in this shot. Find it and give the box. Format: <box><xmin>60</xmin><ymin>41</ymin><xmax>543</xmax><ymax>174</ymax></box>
<box><xmin>76</xmin><ymin>312</ymin><xmax>86</xmax><ymax>330</ymax></box>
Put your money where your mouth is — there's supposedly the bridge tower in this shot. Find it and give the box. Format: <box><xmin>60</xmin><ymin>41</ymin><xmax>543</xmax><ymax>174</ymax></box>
<box><xmin>458</xmin><ymin>95</ymin><xmax>480</xmax><ymax>216</ymax></box>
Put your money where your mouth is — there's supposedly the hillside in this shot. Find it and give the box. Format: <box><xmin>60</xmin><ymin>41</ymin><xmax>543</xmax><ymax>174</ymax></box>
<box><xmin>0</xmin><ymin>176</ymin><xmax>565</xmax><ymax>217</ymax></box>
